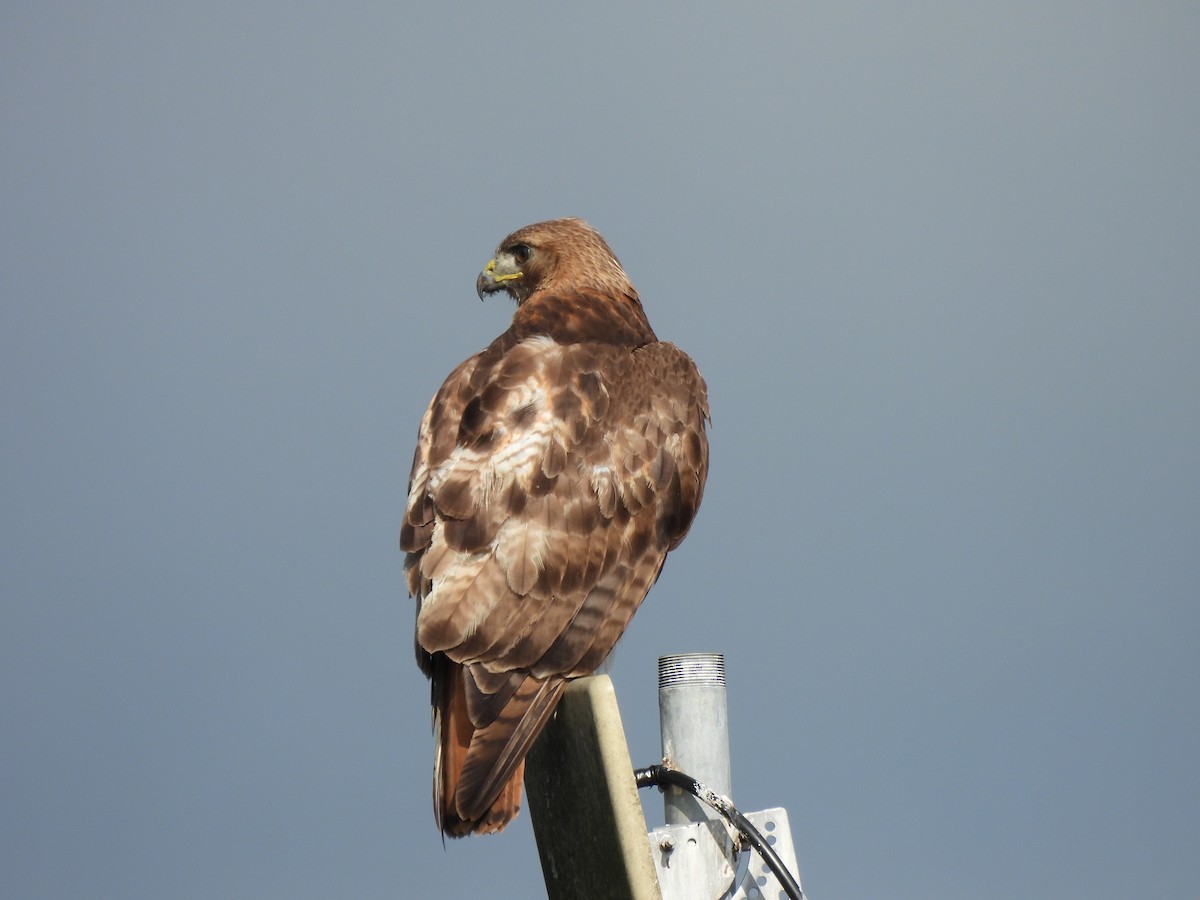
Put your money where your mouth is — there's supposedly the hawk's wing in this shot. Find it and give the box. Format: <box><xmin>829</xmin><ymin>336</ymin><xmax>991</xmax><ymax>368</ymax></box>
<box><xmin>401</xmin><ymin>332</ymin><xmax>708</xmax><ymax>834</ymax></box>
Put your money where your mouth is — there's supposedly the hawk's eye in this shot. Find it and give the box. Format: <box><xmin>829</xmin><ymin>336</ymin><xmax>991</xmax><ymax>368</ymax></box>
<box><xmin>510</xmin><ymin>243</ymin><xmax>531</xmax><ymax>266</ymax></box>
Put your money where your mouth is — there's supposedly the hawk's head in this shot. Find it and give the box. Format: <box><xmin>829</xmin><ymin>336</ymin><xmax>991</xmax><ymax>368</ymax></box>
<box><xmin>475</xmin><ymin>217</ymin><xmax>629</xmax><ymax>305</ymax></box>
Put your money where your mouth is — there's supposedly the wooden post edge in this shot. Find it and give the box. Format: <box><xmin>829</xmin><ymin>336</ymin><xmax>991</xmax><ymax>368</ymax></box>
<box><xmin>525</xmin><ymin>676</ymin><xmax>662</xmax><ymax>900</ymax></box>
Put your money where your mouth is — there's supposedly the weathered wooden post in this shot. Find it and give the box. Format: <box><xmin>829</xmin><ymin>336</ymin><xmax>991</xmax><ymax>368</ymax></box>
<box><xmin>526</xmin><ymin>676</ymin><xmax>662</xmax><ymax>900</ymax></box>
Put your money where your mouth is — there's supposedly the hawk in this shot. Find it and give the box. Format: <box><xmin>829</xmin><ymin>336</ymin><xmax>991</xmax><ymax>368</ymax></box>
<box><xmin>401</xmin><ymin>218</ymin><xmax>709</xmax><ymax>835</ymax></box>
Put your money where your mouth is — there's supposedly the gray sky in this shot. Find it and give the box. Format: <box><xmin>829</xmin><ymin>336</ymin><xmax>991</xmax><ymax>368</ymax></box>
<box><xmin>3</xmin><ymin>2</ymin><xmax>1198</xmax><ymax>898</ymax></box>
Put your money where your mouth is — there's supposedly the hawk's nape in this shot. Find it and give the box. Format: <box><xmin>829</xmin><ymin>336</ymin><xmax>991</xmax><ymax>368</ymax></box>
<box><xmin>401</xmin><ymin>218</ymin><xmax>709</xmax><ymax>836</ymax></box>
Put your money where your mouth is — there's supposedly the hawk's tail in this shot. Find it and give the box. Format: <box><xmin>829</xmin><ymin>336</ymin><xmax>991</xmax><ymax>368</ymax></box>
<box><xmin>434</xmin><ymin>659</ymin><xmax>565</xmax><ymax>836</ymax></box>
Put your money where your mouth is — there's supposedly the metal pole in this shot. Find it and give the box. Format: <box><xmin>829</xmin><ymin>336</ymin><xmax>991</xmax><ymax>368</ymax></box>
<box><xmin>657</xmin><ymin>653</ymin><xmax>732</xmax><ymax>826</ymax></box>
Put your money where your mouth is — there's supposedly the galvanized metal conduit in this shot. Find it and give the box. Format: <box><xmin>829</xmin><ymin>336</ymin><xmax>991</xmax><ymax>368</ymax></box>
<box><xmin>657</xmin><ymin>653</ymin><xmax>732</xmax><ymax>826</ymax></box>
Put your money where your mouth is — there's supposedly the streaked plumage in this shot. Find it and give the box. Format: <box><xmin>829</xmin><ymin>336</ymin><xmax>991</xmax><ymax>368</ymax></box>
<box><xmin>401</xmin><ymin>218</ymin><xmax>709</xmax><ymax>835</ymax></box>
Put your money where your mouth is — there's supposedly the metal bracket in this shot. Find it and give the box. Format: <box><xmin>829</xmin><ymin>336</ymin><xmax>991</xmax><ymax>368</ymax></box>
<box><xmin>730</xmin><ymin>808</ymin><xmax>802</xmax><ymax>900</ymax></box>
<box><xmin>647</xmin><ymin>819</ymin><xmax>736</xmax><ymax>900</ymax></box>
<box><xmin>647</xmin><ymin>807</ymin><xmax>802</xmax><ymax>900</ymax></box>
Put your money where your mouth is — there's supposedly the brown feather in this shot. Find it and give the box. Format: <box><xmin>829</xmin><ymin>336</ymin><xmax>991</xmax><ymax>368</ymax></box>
<box><xmin>403</xmin><ymin>218</ymin><xmax>709</xmax><ymax>835</ymax></box>
<box><xmin>456</xmin><ymin>675</ymin><xmax>565</xmax><ymax>820</ymax></box>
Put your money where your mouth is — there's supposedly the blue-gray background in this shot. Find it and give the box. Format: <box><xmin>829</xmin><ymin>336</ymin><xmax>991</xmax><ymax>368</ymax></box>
<box><xmin>3</xmin><ymin>3</ymin><xmax>1197</xmax><ymax>897</ymax></box>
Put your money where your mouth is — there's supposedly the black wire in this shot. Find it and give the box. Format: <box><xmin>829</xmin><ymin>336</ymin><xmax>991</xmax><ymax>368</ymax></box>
<box><xmin>633</xmin><ymin>763</ymin><xmax>805</xmax><ymax>900</ymax></box>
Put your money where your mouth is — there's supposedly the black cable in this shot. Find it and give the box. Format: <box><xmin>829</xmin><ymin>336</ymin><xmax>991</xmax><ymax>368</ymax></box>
<box><xmin>633</xmin><ymin>763</ymin><xmax>805</xmax><ymax>900</ymax></box>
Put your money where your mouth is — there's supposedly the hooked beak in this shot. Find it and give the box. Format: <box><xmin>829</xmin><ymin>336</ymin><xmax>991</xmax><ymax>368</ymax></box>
<box><xmin>475</xmin><ymin>255</ymin><xmax>523</xmax><ymax>301</ymax></box>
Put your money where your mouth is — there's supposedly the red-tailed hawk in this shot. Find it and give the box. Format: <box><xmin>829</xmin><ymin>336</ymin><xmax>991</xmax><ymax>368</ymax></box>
<box><xmin>401</xmin><ymin>218</ymin><xmax>709</xmax><ymax>836</ymax></box>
